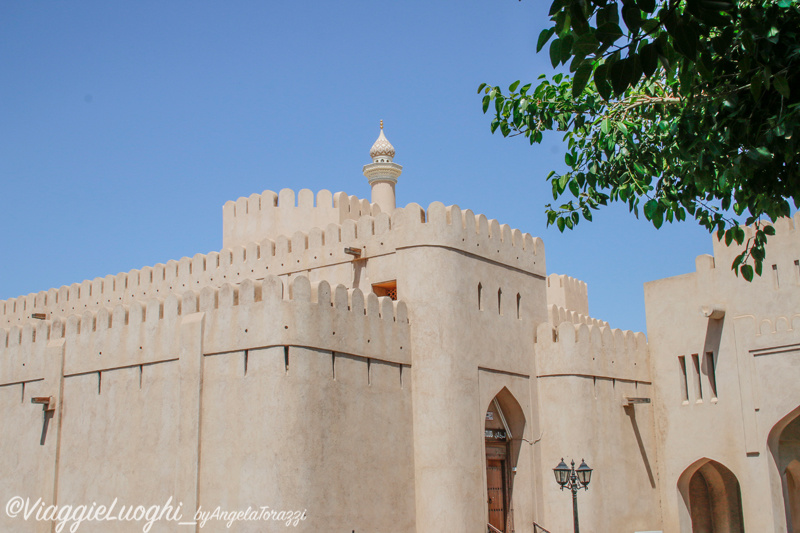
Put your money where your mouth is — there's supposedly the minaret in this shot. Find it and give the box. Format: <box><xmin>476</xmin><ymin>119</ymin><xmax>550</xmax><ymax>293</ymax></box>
<box><xmin>363</xmin><ymin>120</ymin><xmax>402</xmax><ymax>213</ymax></box>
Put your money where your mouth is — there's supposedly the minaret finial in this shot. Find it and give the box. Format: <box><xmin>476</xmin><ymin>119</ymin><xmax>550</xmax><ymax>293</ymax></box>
<box><xmin>380</xmin><ymin>119</ymin><xmax>384</xmax><ymax>130</ymax></box>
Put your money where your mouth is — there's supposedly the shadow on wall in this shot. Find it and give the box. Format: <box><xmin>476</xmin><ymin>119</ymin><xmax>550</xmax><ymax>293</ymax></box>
<box><xmin>624</xmin><ymin>405</ymin><xmax>656</xmax><ymax>489</ymax></box>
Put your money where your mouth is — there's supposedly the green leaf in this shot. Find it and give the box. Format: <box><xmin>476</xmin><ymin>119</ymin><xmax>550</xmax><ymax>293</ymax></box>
<box><xmin>764</xmin><ymin>225</ymin><xmax>776</xmax><ymax>236</ymax></box>
<box><xmin>774</xmin><ymin>75</ymin><xmax>790</xmax><ymax>99</ymax></box>
<box><xmin>477</xmin><ymin>83</ymin><xmax>487</xmax><ymax>95</ymax></box>
<box><xmin>482</xmin><ymin>95</ymin><xmax>491</xmax><ymax>114</ymax></box>
<box><xmin>741</xmin><ymin>264</ymin><xmax>754</xmax><ymax>282</ymax></box>
<box><xmin>565</xmin><ymin>152</ymin><xmax>575</xmax><ymax>166</ymax></box>
<box><xmin>509</xmin><ymin>80</ymin><xmax>520</xmax><ymax>93</ymax></box>
<box><xmin>652</xmin><ymin>208</ymin><xmax>664</xmax><ymax>229</ymax></box>
<box><xmin>557</xmin><ymin>217</ymin><xmax>566</xmax><ymax>232</ymax></box>
<box><xmin>550</xmin><ymin>39</ymin><xmax>562</xmax><ymax>68</ymax></box>
<box><xmin>573</xmin><ymin>33</ymin><xmax>600</xmax><ymax>57</ymax></box>
<box><xmin>734</xmin><ymin>226</ymin><xmax>745</xmax><ymax>245</ymax></box>
<box><xmin>621</xmin><ymin>4</ymin><xmax>642</xmax><ymax>33</ymax></box>
<box><xmin>558</xmin><ymin>173</ymin><xmax>570</xmax><ymax>192</ymax></box>
<box><xmin>569</xmin><ymin>179</ymin><xmax>580</xmax><ymax>197</ymax></box>
<box><xmin>596</xmin><ymin>22</ymin><xmax>623</xmax><ymax>45</ymax></box>
<box><xmin>548</xmin><ymin>0</ymin><xmax>567</xmax><ymax>17</ymax></box>
<box><xmin>601</xmin><ymin>118</ymin><xmax>610</xmax><ymax>134</ymax></box>
<box><xmin>640</xmin><ymin>42</ymin><xmax>658</xmax><ymax>78</ymax></box>
<box><xmin>572</xmin><ymin>64</ymin><xmax>593</xmax><ymax>98</ymax></box>
<box><xmin>644</xmin><ymin>199</ymin><xmax>658</xmax><ymax>220</ymax></box>
<box><xmin>537</xmin><ymin>27</ymin><xmax>556</xmax><ymax>53</ymax></box>
<box><xmin>609</xmin><ymin>58</ymin><xmax>633</xmax><ymax>95</ymax></box>
<box><xmin>593</xmin><ymin>63</ymin><xmax>611</xmax><ymax>101</ymax></box>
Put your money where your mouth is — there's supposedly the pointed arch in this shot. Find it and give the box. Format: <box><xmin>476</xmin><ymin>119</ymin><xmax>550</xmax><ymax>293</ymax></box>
<box><xmin>484</xmin><ymin>387</ymin><xmax>526</xmax><ymax>533</ymax></box>
<box><xmin>677</xmin><ymin>458</ymin><xmax>744</xmax><ymax>533</ymax></box>
<box><xmin>768</xmin><ymin>406</ymin><xmax>800</xmax><ymax>533</ymax></box>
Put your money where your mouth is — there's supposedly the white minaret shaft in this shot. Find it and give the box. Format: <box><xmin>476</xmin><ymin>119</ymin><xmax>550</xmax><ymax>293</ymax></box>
<box><xmin>363</xmin><ymin>120</ymin><xmax>402</xmax><ymax>213</ymax></box>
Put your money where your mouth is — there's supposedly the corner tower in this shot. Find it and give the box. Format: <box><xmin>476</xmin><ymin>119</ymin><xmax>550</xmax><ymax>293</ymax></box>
<box><xmin>363</xmin><ymin>120</ymin><xmax>402</xmax><ymax>213</ymax></box>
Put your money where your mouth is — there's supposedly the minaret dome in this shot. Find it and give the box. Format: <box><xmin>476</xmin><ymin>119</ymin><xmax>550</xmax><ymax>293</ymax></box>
<box><xmin>363</xmin><ymin>120</ymin><xmax>402</xmax><ymax>213</ymax></box>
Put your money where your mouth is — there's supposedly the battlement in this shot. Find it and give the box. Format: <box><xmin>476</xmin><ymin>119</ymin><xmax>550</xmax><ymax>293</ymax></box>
<box><xmin>0</xmin><ymin>275</ymin><xmax>409</xmax><ymax>386</ymax></box>
<box><xmin>222</xmin><ymin>188</ymin><xmax>375</xmax><ymax>248</ymax></box>
<box><xmin>394</xmin><ymin>201</ymin><xmax>545</xmax><ymax>270</ymax></box>
<box><xmin>534</xmin><ymin>321</ymin><xmax>649</xmax><ymax>383</ymax></box>
<box><xmin>546</xmin><ymin>274</ymin><xmax>589</xmax><ymax>316</ymax></box>
<box><xmin>547</xmin><ymin>304</ymin><xmax>609</xmax><ymax>328</ymax></box>
<box><xmin>1</xmin><ymin>201</ymin><xmax>545</xmax><ymax>328</ymax></box>
<box><xmin>699</xmin><ymin>212</ymin><xmax>800</xmax><ymax>275</ymax></box>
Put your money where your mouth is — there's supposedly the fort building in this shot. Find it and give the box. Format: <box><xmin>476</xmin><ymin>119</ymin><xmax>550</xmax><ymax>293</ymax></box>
<box><xmin>1</xmin><ymin>125</ymin><xmax>799</xmax><ymax>532</ymax></box>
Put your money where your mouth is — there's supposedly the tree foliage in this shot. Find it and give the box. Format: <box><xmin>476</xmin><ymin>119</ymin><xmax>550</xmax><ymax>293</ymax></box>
<box><xmin>480</xmin><ymin>0</ymin><xmax>800</xmax><ymax>280</ymax></box>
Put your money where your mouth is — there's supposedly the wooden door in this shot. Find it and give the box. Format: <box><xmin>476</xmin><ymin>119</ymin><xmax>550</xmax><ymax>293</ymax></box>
<box><xmin>487</xmin><ymin>458</ymin><xmax>506</xmax><ymax>532</ymax></box>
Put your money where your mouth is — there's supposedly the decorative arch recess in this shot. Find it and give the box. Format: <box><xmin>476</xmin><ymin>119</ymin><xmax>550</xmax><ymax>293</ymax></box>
<box><xmin>484</xmin><ymin>387</ymin><xmax>526</xmax><ymax>533</ymax></box>
<box><xmin>677</xmin><ymin>458</ymin><xmax>745</xmax><ymax>533</ymax></box>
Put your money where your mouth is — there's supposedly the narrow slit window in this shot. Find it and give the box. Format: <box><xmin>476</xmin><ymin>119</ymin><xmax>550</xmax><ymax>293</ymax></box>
<box><xmin>795</xmin><ymin>260</ymin><xmax>799</xmax><ymax>284</ymax></box>
<box><xmin>706</xmin><ymin>352</ymin><xmax>718</xmax><ymax>399</ymax></box>
<box><xmin>679</xmin><ymin>356</ymin><xmax>688</xmax><ymax>402</ymax></box>
<box><xmin>516</xmin><ymin>293</ymin><xmax>521</xmax><ymax>319</ymax></box>
<box><xmin>772</xmin><ymin>264</ymin><xmax>780</xmax><ymax>289</ymax></box>
<box><xmin>692</xmin><ymin>353</ymin><xmax>703</xmax><ymax>401</ymax></box>
<box><xmin>497</xmin><ymin>288</ymin><xmax>502</xmax><ymax>315</ymax></box>
<box><xmin>478</xmin><ymin>283</ymin><xmax>483</xmax><ymax>310</ymax></box>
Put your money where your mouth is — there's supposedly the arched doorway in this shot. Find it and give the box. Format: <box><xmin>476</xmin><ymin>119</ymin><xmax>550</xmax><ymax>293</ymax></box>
<box><xmin>770</xmin><ymin>409</ymin><xmax>800</xmax><ymax>532</ymax></box>
<box><xmin>678</xmin><ymin>459</ymin><xmax>745</xmax><ymax>533</ymax></box>
<box><xmin>484</xmin><ymin>388</ymin><xmax>525</xmax><ymax>533</ymax></box>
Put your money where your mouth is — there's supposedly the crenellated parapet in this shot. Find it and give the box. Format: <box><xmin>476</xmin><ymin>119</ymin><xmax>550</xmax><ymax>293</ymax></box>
<box><xmin>692</xmin><ymin>213</ymin><xmax>800</xmax><ymax>283</ymax></box>
<box><xmin>546</xmin><ymin>274</ymin><xmax>589</xmax><ymax>316</ymax></box>
<box><xmin>1</xmin><ymin>200</ymin><xmax>545</xmax><ymax>327</ymax></box>
<box><xmin>393</xmin><ymin>201</ymin><xmax>545</xmax><ymax>273</ymax></box>
<box><xmin>222</xmin><ymin>188</ymin><xmax>376</xmax><ymax>248</ymax></box>
<box><xmin>534</xmin><ymin>321</ymin><xmax>649</xmax><ymax>383</ymax></box>
<box><xmin>547</xmin><ymin>304</ymin><xmax>609</xmax><ymax>329</ymax></box>
<box><xmin>0</xmin><ymin>275</ymin><xmax>409</xmax><ymax>386</ymax></box>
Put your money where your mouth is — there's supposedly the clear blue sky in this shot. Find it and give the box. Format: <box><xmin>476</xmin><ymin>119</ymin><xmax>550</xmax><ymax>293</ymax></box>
<box><xmin>0</xmin><ymin>1</ymin><xmax>712</xmax><ymax>333</ymax></box>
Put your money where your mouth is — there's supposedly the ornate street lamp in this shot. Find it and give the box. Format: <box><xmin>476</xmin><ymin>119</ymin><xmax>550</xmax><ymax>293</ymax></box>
<box><xmin>553</xmin><ymin>458</ymin><xmax>592</xmax><ymax>533</ymax></box>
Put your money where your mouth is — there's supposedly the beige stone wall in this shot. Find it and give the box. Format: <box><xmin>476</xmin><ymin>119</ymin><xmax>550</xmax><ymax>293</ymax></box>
<box><xmin>645</xmin><ymin>213</ymin><xmax>800</xmax><ymax>533</ymax></box>
<box><xmin>0</xmin><ymin>274</ymin><xmax>414</xmax><ymax>532</ymax></box>
<box><xmin>533</xmin><ymin>321</ymin><xmax>660</xmax><ymax>533</ymax></box>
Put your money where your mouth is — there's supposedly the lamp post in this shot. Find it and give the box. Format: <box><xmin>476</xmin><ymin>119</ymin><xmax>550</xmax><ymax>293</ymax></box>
<box><xmin>553</xmin><ymin>458</ymin><xmax>592</xmax><ymax>533</ymax></box>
